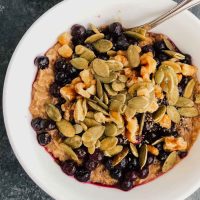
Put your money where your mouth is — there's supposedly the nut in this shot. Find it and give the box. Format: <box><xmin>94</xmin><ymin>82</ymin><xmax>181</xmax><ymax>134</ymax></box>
<box><xmin>58</xmin><ymin>44</ymin><xmax>73</xmax><ymax>58</ymax></box>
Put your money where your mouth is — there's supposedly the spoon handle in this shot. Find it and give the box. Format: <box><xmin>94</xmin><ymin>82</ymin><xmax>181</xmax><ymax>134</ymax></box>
<box><xmin>139</xmin><ymin>0</ymin><xmax>200</xmax><ymax>30</ymax></box>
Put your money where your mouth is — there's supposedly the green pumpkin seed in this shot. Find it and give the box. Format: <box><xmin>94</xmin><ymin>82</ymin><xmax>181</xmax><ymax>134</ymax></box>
<box><xmin>112</xmin><ymin>81</ymin><xmax>125</xmax><ymax>92</ymax></box>
<box><xmin>80</xmin><ymin>122</ymin><xmax>88</xmax><ymax>131</ymax></box>
<box><xmin>124</xmin><ymin>31</ymin><xmax>146</xmax><ymax>41</ymax></box>
<box><xmin>60</xmin><ymin>143</ymin><xmax>79</xmax><ymax>162</ymax></box>
<box><xmin>93</xmin><ymin>96</ymin><xmax>109</xmax><ymax>110</ymax></box>
<box><xmin>131</xmin><ymin>27</ymin><xmax>147</xmax><ymax>36</ymax></box>
<box><xmin>96</xmin><ymin>79</ymin><xmax>103</xmax><ymax>99</ymax></box>
<box><xmin>183</xmin><ymin>79</ymin><xmax>195</xmax><ymax>99</ymax></box>
<box><xmin>118</xmin><ymin>75</ymin><xmax>128</xmax><ymax>83</ymax></box>
<box><xmin>96</xmin><ymin>140</ymin><xmax>101</xmax><ymax>148</ymax></box>
<box><xmin>112</xmin><ymin>94</ymin><xmax>126</xmax><ymax>104</ymax></box>
<box><xmin>139</xmin><ymin>144</ymin><xmax>148</xmax><ymax>169</ymax></box>
<box><xmin>128</xmin><ymin>96</ymin><xmax>149</xmax><ymax>112</ymax></box>
<box><xmin>128</xmin><ymin>82</ymin><xmax>154</xmax><ymax>96</ymax></box>
<box><xmin>138</xmin><ymin>113</ymin><xmax>145</xmax><ymax>136</ymax></box>
<box><xmin>104</xmin><ymin>145</ymin><xmax>123</xmax><ymax>157</ymax></box>
<box><xmin>105</xmin><ymin>123</ymin><xmax>118</xmax><ymax>136</ymax></box>
<box><xmin>163</xmin><ymin>50</ymin><xmax>185</xmax><ymax>60</ymax></box>
<box><xmin>45</xmin><ymin>104</ymin><xmax>62</xmax><ymax>122</ymax></box>
<box><xmin>152</xmin><ymin>138</ymin><xmax>164</xmax><ymax>145</ymax></box>
<box><xmin>56</xmin><ymin>120</ymin><xmax>75</xmax><ymax>137</ymax></box>
<box><xmin>95</xmin><ymin>72</ymin><xmax>117</xmax><ymax>84</ymax></box>
<box><xmin>162</xmin><ymin>151</ymin><xmax>177</xmax><ymax>173</ymax></box>
<box><xmin>86</xmin><ymin>111</ymin><xmax>95</xmax><ymax>119</ymax></box>
<box><xmin>89</xmin><ymin>23</ymin><xmax>100</xmax><ymax>34</ymax></box>
<box><xmin>92</xmin><ymin>58</ymin><xmax>110</xmax><ymax>77</ymax></box>
<box><xmin>93</xmin><ymin>39</ymin><xmax>113</xmax><ymax>53</ymax></box>
<box><xmin>87</xmin><ymin>101</ymin><xmax>109</xmax><ymax>115</ymax></box>
<box><xmin>107</xmin><ymin>50</ymin><xmax>117</xmax><ymax>56</ymax></box>
<box><xmin>163</xmin><ymin>38</ymin><xmax>175</xmax><ymax>51</ymax></box>
<box><xmin>175</xmin><ymin>97</ymin><xmax>194</xmax><ymax>107</ymax></box>
<box><xmin>106</xmin><ymin>60</ymin><xmax>124</xmax><ymax>71</ymax></box>
<box><xmin>178</xmin><ymin>107</ymin><xmax>199</xmax><ymax>117</ymax></box>
<box><xmin>117</xmin><ymin>127</ymin><xmax>125</xmax><ymax>135</ymax></box>
<box><xmin>70</xmin><ymin>57</ymin><xmax>89</xmax><ymax>70</ymax></box>
<box><xmin>167</xmin><ymin>106</ymin><xmax>180</xmax><ymax>123</ymax></box>
<box><xmin>75</xmin><ymin>45</ymin><xmax>96</xmax><ymax>62</ymax></box>
<box><xmin>104</xmin><ymin>84</ymin><xmax>118</xmax><ymax>96</ymax></box>
<box><xmin>64</xmin><ymin>135</ymin><xmax>82</xmax><ymax>149</ymax></box>
<box><xmin>167</xmin><ymin>86</ymin><xmax>179</xmax><ymax>106</ymax></box>
<box><xmin>88</xmin><ymin>145</ymin><xmax>96</xmax><ymax>154</ymax></box>
<box><xmin>153</xmin><ymin>105</ymin><xmax>166</xmax><ymax>123</ymax></box>
<box><xmin>83</xmin><ymin>140</ymin><xmax>96</xmax><ymax>148</ymax></box>
<box><xmin>195</xmin><ymin>94</ymin><xmax>200</xmax><ymax>104</ymax></box>
<box><xmin>162</xmin><ymin>61</ymin><xmax>182</xmax><ymax>73</ymax></box>
<box><xmin>103</xmin><ymin>92</ymin><xmax>109</xmax><ymax>105</ymax></box>
<box><xmin>85</xmin><ymin>33</ymin><xmax>104</xmax><ymax>43</ymax></box>
<box><xmin>82</xmin><ymin>125</ymin><xmax>105</xmax><ymax>143</ymax></box>
<box><xmin>73</xmin><ymin>124</ymin><xmax>83</xmax><ymax>134</ymax></box>
<box><xmin>130</xmin><ymin>143</ymin><xmax>139</xmax><ymax>157</ymax></box>
<box><xmin>155</xmin><ymin>69</ymin><xmax>165</xmax><ymax>84</ymax></box>
<box><xmin>127</xmin><ymin>45</ymin><xmax>140</xmax><ymax>68</ymax></box>
<box><xmin>109</xmin><ymin>100</ymin><xmax>124</xmax><ymax>113</ymax></box>
<box><xmin>112</xmin><ymin>148</ymin><xmax>129</xmax><ymax>166</ymax></box>
<box><xmin>83</xmin><ymin>118</ymin><xmax>100</xmax><ymax>127</ymax></box>
<box><xmin>100</xmin><ymin>137</ymin><xmax>118</xmax><ymax>151</ymax></box>
<box><xmin>125</xmin><ymin>106</ymin><xmax>136</xmax><ymax>119</ymax></box>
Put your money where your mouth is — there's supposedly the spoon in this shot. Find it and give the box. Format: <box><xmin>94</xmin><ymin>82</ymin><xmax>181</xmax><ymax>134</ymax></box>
<box><xmin>129</xmin><ymin>0</ymin><xmax>200</xmax><ymax>31</ymax></box>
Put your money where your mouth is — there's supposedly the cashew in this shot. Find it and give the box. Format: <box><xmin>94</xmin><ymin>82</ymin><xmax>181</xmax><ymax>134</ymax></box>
<box><xmin>75</xmin><ymin>82</ymin><xmax>91</xmax><ymax>98</ymax></box>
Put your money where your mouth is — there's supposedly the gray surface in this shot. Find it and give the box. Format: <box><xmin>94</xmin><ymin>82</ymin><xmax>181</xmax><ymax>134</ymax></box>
<box><xmin>0</xmin><ymin>0</ymin><xmax>200</xmax><ymax>199</ymax></box>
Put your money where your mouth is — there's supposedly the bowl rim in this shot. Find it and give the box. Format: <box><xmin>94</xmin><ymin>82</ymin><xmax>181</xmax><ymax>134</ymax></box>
<box><xmin>3</xmin><ymin>0</ymin><xmax>200</xmax><ymax>199</ymax></box>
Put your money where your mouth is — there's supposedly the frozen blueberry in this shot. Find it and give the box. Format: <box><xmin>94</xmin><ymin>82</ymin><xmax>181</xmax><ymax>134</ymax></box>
<box><xmin>117</xmin><ymin>135</ymin><xmax>128</xmax><ymax>145</ymax></box>
<box><xmin>104</xmin><ymin>159</ymin><xmax>113</xmax><ymax>170</ymax></box>
<box><xmin>126</xmin><ymin>156</ymin><xmax>140</xmax><ymax>171</ymax></box>
<box><xmin>182</xmin><ymin>54</ymin><xmax>192</xmax><ymax>65</ymax></box>
<box><xmin>34</xmin><ymin>56</ymin><xmax>49</xmax><ymax>69</ymax></box>
<box><xmin>115</xmin><ymin>35</ymin><xmax>129</xmax><ymax>50</ymax></box>
<box><xmin>62</xmin><ymin>160</ymin><xmax>76</xmax><ymax>176</ymax></box>
<box><xmin>55</xmin><ymin>71</ymin><xmax>71</xmax><ymax>86</ymax></box>
<box><xmin>147</xmin><ymin>154</ymin><xmax>154</xmax><ymax>165</ymax></box>
<box><xmin>89</xmin><ymin>149</ymin><xmax>104</xmax><ymax>162</ymax></box>
<box><xmin>31</xmin><ymin>117</ymin><xmax>43</xmax><ymax>132</ymax></box>
<box><xmin>75</xmin><ymin>147</ymin><xmax>87</xmax><ymax>159</ymax></box>
<box><xmin>155</xmin><ymin>143</ymin><xmax>163</xmax><ymax>151</ymax></box>
<box><xmin>109</xmin><ymin>22</ymin><xmax>123</xmax><ymax>37</ymax></box>
<box><xmin>97</xmin><ymin>53</ymin><xmax>109</xmax><ymax>60</ymax></box>
<box><xmin>85</xmin><ymin>160</ymin><xmax>98</xmax><ymax>171</ymax></box>
<box><xmin>142</xmin><ymin>45</ymin><xmax>154</xmax><ymax>54</ymax></box>
<box><xmin>154</xmin><ymin>40</ymin><xmax>167</xmax><ymax>52</ymax></box>
<box><xmin>156</xmin><ymin>53</ymin><xmax>169</xmax><ymax>62</ymax></box>
<box><xmin>49</xmin><ymin>82</ymin><xmax>61</xmax><ymax>98</ymax></box>
<box><xmin>110</xmin><ymin>168</ymin><xmax>123</xmax><ymax>180</ymax></box>
<box><xmin>37</xmin><ymin>132</ymin><xmax>51</xmax><ymax>146</ymax></box>
<box><xmin>116</xmin><ymin>158</ymin><xmax>128</xmax><ymax>169</ymax></box>
<box><xmin>74</xmin><ymin>167</ymin><xmax>91</xmax><ymax>182</ymax></box>
<box><xmin>68</xmin><ymin>66</ymin><xmax>80</xmax><ymax>78</ymax></box>
<box><xmin>157</xmin><ymin>151</ymin><xmax>168</xmax><ymax>162</ymax></box>
<box><xmin>124</xmin><ymin>171</ymin><xmax>138</xmax><ymax>181</ymax></box>
<box><xmin>46</xmin><ymin>120</ymin><xmax>56</xmax><ymax>131</ymax></box>
<box><xmin>137</xmin><ymin>167</ymin><xmax>149</xmax><ymax>179</ymax></box>
<box><xmin>71</xmin><ymin>24</ymin><xmax>86</xmax><ymax>38</ymax></box>
<box><xmin>54</xmin><ymin>58</ymin><xmax>69</xmax><ymax>72</ymax></box>
<box><xmin>178</xmin><ymin>76</ymin><xmax>191</xmax><ymax>96</ymax></box>
<box><xmin>179</xmin><ymin>151</ymin><xmax>188</xmax><ymax>159</ymax></box>
<box><xmin>119</xmin><ymin>180</ymin><xmax>133</xmax><ymax>191</ymax></box>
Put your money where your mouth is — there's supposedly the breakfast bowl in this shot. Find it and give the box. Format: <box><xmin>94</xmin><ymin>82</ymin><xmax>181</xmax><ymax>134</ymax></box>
<box><xmin>3</xmin><ymin>0</ymin><xmax>200</xmax><ymax>199</ymax></box>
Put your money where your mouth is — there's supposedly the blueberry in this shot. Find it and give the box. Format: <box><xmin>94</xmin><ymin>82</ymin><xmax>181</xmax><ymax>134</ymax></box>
<box><xmin>154</xmin><ymin>40</ymin><xmax>167</xmax><ymax>52</ymax></box>
<box><xmin>137</xmin><ymin>167</ymin><xmax>149</xmax><ymax>179</ymax></box>
<box><xmin>109</xmin><ymin>22</ymin><xmax>123</xmax><ymax>37</ymax></box>
<box><xmin>104</xmin><ymin>159</ymin><xmax>113</xmax><ymax>170</ymax></box>
<box><xmin>31</xmin><ymin>118</ymin><xmax>52</xmax><ymax>132</ymax></box>
<box><xmin>124</xmin><ymin>171</ymin><xmax>138</xmax><ymax>181</ymax></box>
<box><xmin>142</xmin><ymin>45</ymin><xmax>154</xmax><ymax>54</ymax></box>
<box><xmin>126</xmin><ymin>156</ymin><xmax>139</xmax><ymax>171</ymax></box>
<box><xmin>74</xmin><ymin>167</ymin><xmax>91</xmax><ymax>182</ymax></box>
<box><xmin>144</xmin><ymin>132</ymin><xmax>159</xmax><ymax>144</ymax></box>
<box><xmin>31</xmin><ymin>118</ymin><xmax>43</xmax><ymax>132</ymax></box>
<box><xmin>49</xmin><ymin>82</ymin><xmax>61</xmax><ymax>98</ymax></box>
<box><xmin>115</xmin><ymin>35</ymin><xmax>129</xmax><ymax>50</ymax></box>
<box><xmin>62</xmin><ymin>160</ymin><xmax>76</xmax><ymax>176</ymax></box>
<box><xmin>85</xmin><ymin>43</ymin><xmax>95</xmax><ymax>51</ymax></box>
<box><xmin>147</xmin><ymin>154</ymin><xmax>154</xmax><ymax>165</ymax></box>
<box><xmin>37</xmin><ymin>133</ymin><xmax>51</xmax><ymax>146</ymax></box>
<box><xmin>119</xmin><ymin>180</ymin><xmax>133</xmax><ymax>191</ymax></box>
<box><xmin>72</xmin><ymin>36</ymin><xmax>85</xmax><ymax>46</ymax></box>
<box><xmin>97</xmin><ymin>54</ymin><xmax>109</xmax><ymax>60</ymax></box>
<box><xmin>68</xmin><ymin>66</ymin><xmax>80</xmax><ymax>78</ymax></box>
<box><xmin>34</xmin><ymin>56</ymin><xmax>49</xmax><ymax>69</ymax></box>
<box><xmin>110</xmin><ymin>168</ymin><xmax>123</xmax><ymax>180</ymax></box>
<box><xmin>85</xmin><ymin>29</ymin><xmax>93</xmax><ymax>37</ymax></box>
<box><xmin>158</xmin><ymin>96</ymin><xmax>168</xmax><ymax>106</ymax></box>
<box><xmin>156</xmin><ymin>53</ymin><xmax>169</xmax><ymax>62</ymax></box>
<box><xmin>155</xmin><ymin>143</ymin><xmax>163</xmax><ymax>151</ymax></box>
<box><xmin>182</xmin><ymin>54</ymin><xmax>192</xmax><ymax>65</ymax></box>
<box><xmin>157</xmin><ymin>151</ymin><xmax>168</xmax><ymax>161</ymax></box>
<box><xmin>117</xmin><ymin>135</ymin><xmax>128</xmax><ymax>145</ymax></box>
<box><xmin>71</xmin><ymin>24</ymin><xmax>86</xmax><ymax>38</ymax></box>
<box><xmin>171</xmin><ymin>131</ymin><xmax>179</xmax><ymax>138</ymax></box>
<box><xmin>55</xmin><ymin>71</ymin><xmax>71</xmax><ymax>86</ymax></box>
<box><xmin>54</xmin><ymin>58</ymin><xmax>69</xmax><ymax>72</ymax></box>
<box><xmin>116</xmin><ymin>158</ymin><xmax>128</xmax><ymax>169</ymax></box>
<box><xmin>57</xmin><ymin>97</ymin><xmax>66</xmax><ymax>105</ymax></box>
<box><xmin>89</xmin><ymin>149</ymin><xmax>104</xmax><ymax>162</ymax></box>
<box><xmin>179</xmin><ymin>151</ymin><xmax>188</xmax><ymax>159</ymax></box>
<box><xmin>46</xmin><ymin>120</ymin><xmax>56</xmax><ymax>131</ymax></box>
<box><xmin>85</xmin><ymin>160</ymin><xmax>98</xmax><ymax>171</ymax></box>
<box><xmin>75</xmin><ymin>147</ymin><xmax>87</xmax><ymax>159</ymax></box>
<box><xmin>178</xmin><ymin>76</ymin><xmax>191</xmax><ymax>96</ymax></box>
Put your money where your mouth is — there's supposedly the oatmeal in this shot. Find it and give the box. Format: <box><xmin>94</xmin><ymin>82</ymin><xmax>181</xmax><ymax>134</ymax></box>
<box><xmin>30</xmin><ymin>22</ymin><xmax>200</xmax><ymax>191</ymax></box>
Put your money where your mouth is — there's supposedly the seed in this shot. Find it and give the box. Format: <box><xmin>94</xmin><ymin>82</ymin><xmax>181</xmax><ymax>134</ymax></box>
<box><xmin>93</xmin><ymin>39</ymin><xmax>113</xmax><ymax>53</ymax></box>
<box><xmin>128</xmin><ymin>82</ymin><xmax>154</xmax><ymax>96</ymax></box>
<box><xmin>162</xmin><ymin>151</ymin><xmax>177</xmax><ymax>173</ymax></box>
<box><xmin>178</xmin><ymin>107</ymin><xmax>199</xmax><ymax>117</ymax></box>
<box><xmin>103</xmin><ymin>92</ymin><xmax>109</xmax><ymax>105</ymax></box>
<box><xmin>166</xmin><ymin>86</ymin><xmax>179</xmax><ymax>106</ymax></box>
<box><xmin>56</xmin><ymin>120</ymin><xmax>75</xmax><ymax>137</ymax></box>
<box><xmin>80</xmin><ymin>122</ymin><xmax>88</xmax><ymax>131</ymax></box>
<box><xmin>155</xmin><ymin>69</ymin><xmax>165</xmax><ymax>84</ymax></box>
<box><xmin>128</xmin><ymin>96</ymin><xmax>149</xmax><ymax>112</ymax></box>
<box><xmin>195</xmin><ymin>94</ymin><xmax>200</xmax><ymax>104</ymax></box>
<box><xmin>92</xmin><ymin>58</ymin><xmax>110</xmax><ymax>77</ymax></box>
<box><xmin>64</xmin><ymin>135</ymin><xmax>82</xmax><ymax>149</ymax></box>
<box><xmin>112</xmin><ymin>148</ymin><xmax>129</xmax><ymax>167</ymax></box>
<box><xmin>163</xmin><ymin>37</ymin><xmax>175</xmax><ymax>51</ymax></box>
<box><xmin>96</xmin><ymin>79</ymin><xmax>103</xmax><ymax>99</ymax></box>
<box><xmin>104</xmin><ymin>145</ymin><xmax>123</xmax><ymax>157</ymax></box>
<box><xmin>75</xmin><ymin>45</ymin><xmax>96</xmax><ymax>62</ymax></box>
<box><xmin>131</xmin><ymin>27</ymin><xmax>147</xmax><ymax>36</ymax></box>
<box><xmin>100</xmin><ymin>137</ymin><xmax>118</xmax><ymax>151</ymax></box>
<box><xmin>162</xmin><ymin>61</ymin><xmax>181</xmax><ymax>73</ymax></box>
<box><xmin>107</xmin><ymin>50</ymin><xmax>117</xmax><ymax>56</ymax></box>
<box><xmin>153</xmin><ymin>105</ymin><xmax>166</xmax><ymax>123</ymax></box>
<box><xmin>86</xmin><ymin>111</ymin><xmax>95</xmax><ymax>119</ymax></box>
<box><xmin>130</xmin><ymin>143</ymin><xmax>139</xmax><ymax>157</ymax></box>
<box><xmin>183</xmin><ymin>79</ymin><xmax>195</xmax><ymax>99</ymax></box>
<box><xmin>106</xmin><ymin>60</ymin><xmax>124</xmax><ymax>71</ymax></box>
<box><xmin>125</xmin><ymin>106</ymin><xmax>136</xmax><ymax>120</ymax></box>
<box><xmin>163</xmin><ymin>50</ymin><xmax>185</xmax><ymax>60</ymax></box>
<box><xmin>112</xmin><ymin>94</ymin><xmax>126</xmax><ymax>104</ymax></box>
<box><xmin>73</xmin><ymin>124</ymin><xmax>83</xmax><ymax>134</ymax></box>
<box><xmin>112</xmin><ymin>81</ymin><xmax>125</xmax><ymax>92</ymax></box>
<box><xmin>152</xmin><ymin>138</ymin><xmax>164</xmax><ymax>146</ymax></box>
<box><xmin>104</xmin><ymin>84</ymin><xmax>118</xmax><ymax>96</ymax></box>
<box><xmin>87</xmin><ymin>101</ymin><xmax>109</xmax><ymax>115</ymax></box>
<box><xmin>118</xmin><ymin>75</ymin><xmax>128</xmax><ymax>83</ymax></box>
<box><xmin>127</xmin><ymin>45</ymin><xmax>140</xmax><ymax>68</ymax></box>
<box><xmin>83</xmin><ymin>118</ymin><xmax>100</xmax><ymax>127</ymax></box>
<box><xmin>124</xmin><ymin>31</ymin><xmax>146</xmax><ymax>41</ymax></box>
<box><xmin>93</xmin><ymin>96</ymin><xmax>109</xmax><ymax>110</ymax></box>
<box><xmin>175</xmin><ymin>97</ymin><xmax>194</xmax><ymax>107</ymax></box>
<box><xmin>95</xmin><ymin>72</ymin><xmax>117</xmax><ymax>83</ymax></box>
<box><xmin>70</xmin><ymin>57</ymin><xmax>89</xmax><ymax>70</ymax></box>
<box><xmin>94</xmin><ymin>112</ymin><xmax>107</xmax><ymax>123</ymax></box>
<box><xmin>138</xmin><ymin>113</ymin><xmax>145</xmax><ymax>136</ymax></box>
<box><xmin>74</xmin><ymin>99</ymin><xmax>86</xmax><ymax>122</ymax></box>
<box><xmin>105</xmin><ymin>123</ymin><xmax>118</xmax><ymax>137</ymax></box>
<box><xmin>45</xmin><ymin>104</ymin><xmax>62</xmax><ymax>122</ymax></box>
<box><xmin>167</xmin><ymin>106</ymin><xmax>180</xmax><ymax>123</ymax></box>
<box><xmin>139</xmin><ymin>144</ymin><xmax>148</xmax><ymax>169</ymax></box>
<box><xmin>109</xmin><ymin>100</ymin><xmax>124</xmax><ymax>113</ymax></box>
<box><xmin>85</xmin><ymin>33</ymin><xmax>104</xmax><ymax>43</ymax></box>
<box><xmin>88</xmin><ymin>145</ymin><xmax>96</xmax><ymax>154</ymax></box>
<box><xmin>89</xmin><ymin>23</ymin><xmax>100</xmax><ymax>34</ymax></box>
<box><xmin>95</xmin><ymin>140</ymin><xmax>101</xmax><ymax>148</ymax></box>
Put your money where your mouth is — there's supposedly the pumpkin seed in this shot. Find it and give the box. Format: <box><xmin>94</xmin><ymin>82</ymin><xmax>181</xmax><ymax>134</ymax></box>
<box><xmin>93</xmin><ymin>96</ymin><xmax>109</xmax><ymax>110</ymax></box>
<box><xmin>178</xmin><ymin>107</ymin><xmax>199</xmax><ymax>117</ymax></box>
<box><xmin>86</xmin><ymin>111</ymin><xmax>95</xmax><ymax>119</ymax></box>
<box><xmin>93</xmin><ymin>39</ymin><xmax>113</xmax><ymax>53</ymax></box>
<box><xmin>85</xmin><ymin>33</ymin><xmax>104</xmax><ymax>43</ymax></box>
<box><xmin>152</xmin><ymin>138</ymin><xmax>164</xmax><ymax>145</ymax></box>
<box><xmin>80</xmin><ymin>122</ymin><xmax>88</xmax><ymax>131</ymax></box>
<box><xmin>104</xmin><ymin>145</ymin><xmax>123</xmax><ymax>157</ymax></box>
<box><xmin>118</xmin><ymin>75</ymin><xmax>128</xmax><ymax>83</ymax></box>
<box><xmin>92</xmin><ymin>58</ymin><xmax>110</xmax><ymax>77</ymax></box>
<box><xmin>128</xmin><ymin>96</ymin><xmax>149</xmax><ymax>112</ymax></box>
<box><xmin>125</xmin><ymin>106</ymin><xmax>136</xmax><ymax>120</ymax></box>
<box><xmin>131</xmin><ymin>27</ymin><xmax>147</xmax><ymax>36</ymax></box>
<box><xmin>112</xmin><ymin>147</ymin><xmax>129</xmax><ymax>166</ymax></box>
<box><xmin>155</xmin><ymin>69</ymin><xmax>164</xmax><ymax>84</ymax></box>
<box><xmin>106</xmin><ymin>60</ymin><xmax>123</xmax><ymax>71</ymax></box>
<box><xmin>96</xmin><ymin>79</ymin><xmax>103</xmax><ymax>99</ymax></box>
<box><xmin>105</xmin><ymin>123</ymin><xmax>118</xmax><ymax>136</ymax></box>
<box><xmin>195</xmin><ymin>94</ymin><xmax>200</xmax><ymax>104</ymax></box>
<box><xmin>162</xmin><ymin>151</ymin><xmax>177</xmax><ymax>173</ymax></box>
<box><xmin>138</xmin><ymin>113</ymin><xmax>145</xmax><ymax>136</ymax></box>
<box><xmin>163</xmin><ymin>50</ymin><xmax>185</xmax><ymax>60</ymax></box>
<box><xmin>94</xmin><ymin>112</ymin><xmax>107</xmax><ymax>123</ymax></box>
<box><xmin>167</xmin><ymin>106</ymin><xmax>180</xmax><ymax>123</ymax></box>
<box><xmin>87</xmin><ymin>101</ymin><xmax>109</xmax><ymax>115</ymax></box>
<box><xmin>139</xmin><ymin>144</ymin><xmax>148</xmax><ymax>169</ymax></box>
<box><xmin>104</xmin><ymin>84</ymin><xmax>118</xmax><ymax>96</ymax></box>
<box><xmin>153</xmin><ymin>105</ymin><xmax>166</xmax><ymax>123</ymax></box>
<box><xmin>110</xmin><ymin>111</ymin><xmax>124</xmax><ymax>129</ymax></box>
<box><xmin>84</xmin><ymin>118</ymin><xmax>100</xmax><ymax>127</ymax></box>
<box><xmin>175</xmin><ymin>97</ymin><xmax>194</xmax><ymax>107</ymax></box>
<box><xmin>88</xmin><ymin>145</ymin><xmax>96</xmax><ymax>154</ymax></box>
<box><xmin>82</xmin><ymin>98</ymin><xmax>88</xmax><ymax>117</ymax></box>
<box><xmin>109</xmin><ymin>100</ymin><xmax>124</xmax><ymax>113</ymax></box>
<box><xmin>117</xmin><ymin>127</ymin><xmax>125</xmax><ymax>135</ymax></box>
<box><xmin>162</xmin><ymin>61</ymin><xmax>181</xmax><ymax>73</ymax></box>
<box><xmin>83</xmin><ymin>140</ymin><xmax>96</xmax><ymax>148</ymax></box>
<box><xmin>64</xmin><ymin>135</ymin><xmax>82</xmax><ymax>149</ymax></box>
<box><xmin>96</xmin><ymin>140</ymin><xmax>101</xmax><ymax>148</ymax></box>
<box><xmin>45</xmin><ymin>104</ymin><xmax>62</xmax><ymax>122</ymax></box>
<box><xmin>112</xmin><ymin>94</ymin><xmax>126</xmax><ymax>104</ymax></box>
<box><xmin>103</xmin><ymin>92</ymin><xmax>109</xmax><ymax>105</ymax></box>
<box><xmin>100</xmin><ymin>137</ymin><xmax>118</xmax><ymax>151</ymax></box>
<box><xmin>73</xmin><ymin>124</ymin><xmax>83</xmax><ymax>134</ymax></box>
<box><xmin>112</xmin><ymin>81</ymin><xmax>125</xmax><ymax>92</ymax></box>
<box><xmin>82</xmin><ymin>125</ymin><xmax>105</xmax><ymax>143</ymax></box>
<box><xmin>124</xmin><ymin>31</ymin><xmax>146</xmax><ymax>41</ymax></box>
<box><xmin>95</xmin><ymin>72</ymin><xmax>117</xmax><ymax>84</ymax></box>
<box><xmin>163</xmin><ymin>37</ymin><xmax>175</xmax><ymax>51</ymax></box>
<box><xmin>128</xmin><ymin>82</ymin><xmax>154</xmax><ymax>96</ymax></box>
<box><xmin>89</xmin><ymin>23</ymin><xmax>100</xmax><ymax>34</ymax></box>
<box><xmin>56</xmin><ymin>120</ymin><xmax>75</xmax><ymax>137</ymax></box>
<box><xmin>59</xmin><ymin>143</ymin><xmax>79</xmax><ymax>162</ymax></box>
<box><xmin>75</xmin><ymin>45</ymin><xmax>96</xmax><ymax>62</ymax></box>
<box><xmin>74</xmin><ymin>98</ymin><xmax>85</xmax><ymax>122</ymax></box>
<box><xmin>127</xmin><ymin>45</ymin><xmax>140</xmax><ymax>68</ymax></box>
<box><xmin>70</xmin><ymin>57</ymin><xmax>89</xmax><ymax>69</ymax></box>
<box><xmin>107</xmin><ymin>50</ymin><xmax>117</xmax><ymax>56</ymax></box>
<box><xmin>130</xmin><ymin>143</ymin><xmax>139</xmax><ymax>157</ymax></box>
<box><xmin>183</xmin><ymin>79</ymin><xmax>195</xmax><ymax>99</ymax></box>
<box><xmin>167</xmin><ymin>86</ymin><xmax>179</xmax><ymax>106</ymax></box>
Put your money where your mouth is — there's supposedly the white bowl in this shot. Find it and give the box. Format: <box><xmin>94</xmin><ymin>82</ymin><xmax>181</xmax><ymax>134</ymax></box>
<box><xmin>3</xmin><ymin>0</ymin><xmax>200</xmax><ymax>199</ymax></box>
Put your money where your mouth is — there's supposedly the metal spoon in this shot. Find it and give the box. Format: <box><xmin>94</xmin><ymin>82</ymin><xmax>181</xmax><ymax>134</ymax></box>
<box><xmin>129</xmin><ymin>0</ymin><xmax>200</xmax><ymax>31</ymax></box>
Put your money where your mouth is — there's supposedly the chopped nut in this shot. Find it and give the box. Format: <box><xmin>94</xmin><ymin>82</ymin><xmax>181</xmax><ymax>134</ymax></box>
<box><xmin>80</xmin><ymin>69</ymin><xmax>94</xmax><ymax>87</ymax></box>
<box><xmin>86</xmin><ymin>85</ymin><xmax>96</xmax><ymax>95</ymax></box>
<box><xmin>147</xmin><ymin>101</ymin><xmax>159</xmax><ymax>113</ymax></box>
<box><xmin>117</xmin><ymin>50</ymin><xmax>126</xmax><ymax>56</ymax></box>
<box><xmin>60</xmin><ymin>85</ymin><xmax>76</xmax><ymax>101</ymax></box>
<box><xmin>75</xmin><ymin>82</ymin><xmax>91</xmax><ymax>98</ymax></box>
<box><xmin>110</xmin><ymin>111</ymin><xmax>124</xmax><ymax>128</ymax></box>
<box><xmin>177</xmin><ymin>73</ymin><xmax>183</xmax><ymax>83</ymax></box>
<box><xmin>155</xmin><ymin>85</ymin><xmax>163</xmax><ymax>99</ymax></box>
<box><xmin>114</xmin><ymin>55</ymin><xmax>128</xmax><ymax>66</ymax></box>
<box><xmin>164</xmin><ymin>136</ymin><xmax>187</xmax><ymax>152</ymax></box>
<box><xmin>71</xmin><ymin>77</ymin><xmax>82</xmax><ymax>85</ymax></box>
<box><xmin>58</xmin><ymin>44</ymin><xmax>73</xmax><ymax>58</ymax></box>
<box><xmin>137</xmin><ymin>86</ymin><xmax>149</xmax><ymax>97</ymax></box>
<box><xmin>180</xmin><ymin>63</ymin><xmax>197</xmax><ymax>76</ymax></box>
<box><xmin>126</xmin><ymin>117</ymin><xmax>139</xmax><ymax>144</ymax></box>
<box><xmin>147</xmin><ymin>145</ymin><xmax>159</xmax><ymax>156</ymax></box>
<box><xmin>159</xmin><ymin>114</ymin><xmax>171</xmax><ymax>129</ymax></box>
<box><xmin>58</xmin><ymin>32</ymin><xmax>71</xmax><ymax>45</ymax></box>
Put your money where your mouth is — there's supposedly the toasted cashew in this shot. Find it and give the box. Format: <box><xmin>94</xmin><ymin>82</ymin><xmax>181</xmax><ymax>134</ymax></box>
<box><xmin>75</xmin><ymin>82</ymin><xmax>91</xmax><ymax>98</ymax></box>
<box><xmin>164</xmin><ymin>136</ymin><xmax>187</xmax><ymax>152</ymax></box>
<box><xmin>80</xmin><ymin>69</ymin><xmax>94</xmax><ymax>87</ymax></box>
<box><xmin>159</xmin><ymin>114</ymin><xmax>171</xmax><ymax>129</ymax></box>
<box><xmin>115</xmin><ymin>55</ymin><xmax>128</xmax><ymax>66</ymax></box>
<box><xmin>58</xmin><ymin>32</ymin><xmax>71</xmax><ymax>45</ymax></box>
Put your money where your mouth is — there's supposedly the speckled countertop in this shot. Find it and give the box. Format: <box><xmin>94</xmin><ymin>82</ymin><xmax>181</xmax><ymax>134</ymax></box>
<box><xmin>0</xmin><ymin>0</ymin><xmax>200</xmax><ymax>199</ymax></box>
